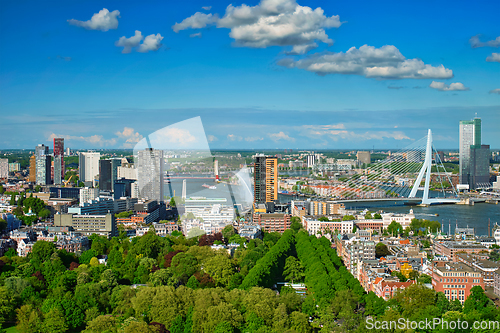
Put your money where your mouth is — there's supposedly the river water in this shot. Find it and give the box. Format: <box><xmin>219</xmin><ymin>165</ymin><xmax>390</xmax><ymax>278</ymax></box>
<box><xmin>166</xmin><ymin>174</ymin><xmax>500</xmax><ymax>237</ymax></box>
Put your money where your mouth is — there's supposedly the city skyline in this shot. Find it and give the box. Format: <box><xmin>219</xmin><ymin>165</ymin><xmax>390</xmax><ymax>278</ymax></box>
<box><xmin>1</xmin><ymin>0</ymin><xmax>499</xmax><ymax>149</ymax></box>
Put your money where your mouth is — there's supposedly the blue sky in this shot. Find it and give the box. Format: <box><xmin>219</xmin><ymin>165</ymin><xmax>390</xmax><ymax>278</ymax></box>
<box><xmin>0</xmin><ymin>0</ymin><xmax>499</xmax><ymax>150</ymax></box>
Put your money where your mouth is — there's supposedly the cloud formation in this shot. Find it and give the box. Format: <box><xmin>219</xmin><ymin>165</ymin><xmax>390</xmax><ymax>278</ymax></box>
<box><xmin>115</xmin><ymin>127</ymin><xmax>143</xmax><ymax>143</ymax></box>
<box><xmin>207</xmin><ymin>135</ymin><xmax>218</xmax><ymax>142</ymax></box>
<box><xmin>486</xmin><ymin>53</ymin><xmax>500</xmax><ymax>62</ymax></box>
<box><xmin>269</xmin><ymin>131</ymin><xmax>295</xmax><ymax>142</ymax></box>
<box><xmin>227</xmin><ymin>134</ymin><xmax>243</xmax><ymax>141</ymax></box>
<box><xmin>68</xmin><ymin>8</ymin><xmax>120</xmax><ymax>31</ymax></box>
<box><xmin>173</xmin><ymin>0</ymin><xmax>342</xmax><ymax>54</ymax></box>
<box><xmin>469</xmin><ymin>35</ymin><xmax>500</xmax><ymax>48</ymax></box>
<box><xmin>202</xmin><ymin>6</ymin><xmax>212</xmax><ymax>10</ymax></box>
<box><xmin>115</xmin><ymin>31</ymin><xmax>163</xmax><ymax>53</ymax></box>
<box><xmin>489</xmin><ymin>89</ymin><xmax>500</xmax><ymax>95</ymax></box>
<box><xmin>48</xmin><ymin>133</ymin><xmax>117</xmax><ymax>146</ymax></box>
<box><xmin>172</xmin><ymin>13</ymin><xmax>219</xmax><ymax>32</ymax></box>
<box><xmin>190</xmin><ymin>32</ymin><xmax>202</xmax><ymax>38</ymax></box>
<box><xmin>278</xmin><ymin>45</ymin><xmax>453</xmax><ymax>79</ymax></box>
<box><xmin>245</xmin><ymin>136</ymin><xmax>264</xmax><ymax>142</ymax></box>
<box><xmin>299</xmin><ymin>125</ymin><xmax>411</xmax><ymax>142</ymax></box>
<box><xmin>429</xmin><ymin>81</ymin><xmax>470</xmax><ymax>91</ymax></box>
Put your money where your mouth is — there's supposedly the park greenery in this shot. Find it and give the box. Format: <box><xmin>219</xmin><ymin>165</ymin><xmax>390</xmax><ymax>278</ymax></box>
<box><xmin>1</xmin><ymin>220</ymin><xmax>499</xmax><ymax>332</ymax></box>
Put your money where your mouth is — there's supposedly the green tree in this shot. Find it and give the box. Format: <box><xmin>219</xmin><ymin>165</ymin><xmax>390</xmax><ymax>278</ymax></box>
<box><xmin>318</xmin><ymin>216</ymin><xmax>329</xmax><ymax>222</ymax></box>
<box><xmin>30</xmin><ymin>240</ymin><xmax>56</xmax><ymax>263</ymax></box>
<box><xmin>16</xmin><ymin>304</ymin><xmax>43</xmax><ymax>333</ymax></box>
<box><xmin>387</xmin><ymin>221</ymin><xmax>403</xmax><ymax>236</ymax></box>
<box><xmin>221</xmin><ymin>225</ymin><xmax>236</xmax><ymax>240</ymax></box>
<box><xmin>342</xmin><ymin>215</ymin><xmax>355</xmax><ymax>221</ymax></box>
<box><xmin>43</xmin><ymin>309</ymin><xmax>68</xmax><ymax>333</ymax></box>
<box><xmin>283</xmin><ymin>256</ymin><xmax>304</xmax><ymax>283</ymax></box>
<box><xmin>83</xmin><ymin>315</ymin><xmax>117</xmax><ymax>333</ymax></box>
<box><xmin>38</xmin><ymin>208</ymin><xmax>51</xmax><ymax>219</ymax></box>
<box><xmin>204</xmin><ymin>255</ymin><xmax>235</xmax><ymax>287</ymax></box>
<box><xmin>0</xmin><ymin>219</ymin><xmax>7</xmax><ymax>233</ymax></box>
<box><xmin>373</xmin><ymin>213</ymin><xmax>382</xmax><ymax>219</ymax></box>
<box><xmin>375</xmin><ymin>242</ymin><xmax>390</xmax><ymax>258</ymax></box>
<box><xmin>171</xmin><ymin>253</ymin><xmax>198</xmax><ymax>282</ymax></box>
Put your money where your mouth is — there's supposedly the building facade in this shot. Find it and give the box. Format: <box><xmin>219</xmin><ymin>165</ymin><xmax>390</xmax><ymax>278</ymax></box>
<box><xmin>53</xmin><ymin>138</ymin><xmax>65</xmax><ymax>185</ymax></box>
<box><xmin>356</xmin><ymin>151</ymin><xmax>371</xmax><ymax>165</ymax></box>
<box><xmin>54</xmin><ymin>213</ymin><xmax>117</xmax><ymax>238</ymax></box>
<box><xmin>136</xmin><ymin>148</ymin><xmax>164</xmax><ymax>201</ymax></box>
<box><xmin>79</xmin><ymin>152</ymin><xmax>100</xmax><ymax>185</ymax></box>
<box><xmin>35</xmin><ymin>144</ymin><xmax>51</xmax><ymax>185</ymax></box>
<box><xmin>0</xmin><ymin>159</ymin><xmax>8</xmax><ymax>179</ymax></box>
<box><xmin>431</xmin><ymin>261</ymin><xmax>484</xmax><ymax>303</ymax></box>
<box><xmin>254</xmin><ymin>154</ymin><xmax>278</xmax><ymax>204</ymax></box>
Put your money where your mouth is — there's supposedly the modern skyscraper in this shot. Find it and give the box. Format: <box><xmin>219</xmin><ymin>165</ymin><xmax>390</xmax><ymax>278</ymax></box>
<box><xmin>35</xmin><ymin>144</ymin><xmax>51</xmax><ymax>185</ymax></box>
<box><xmin>356</xmin><ymin>151</ymin><xmax>371</xmax><ymax>165</ymax></box>
<box><xmin>306</xmin><ymin>155</ymin><xmax>316</xmax><ymax>168</ymax></box>
<box><xmin>137</xmin><ymin>148</ymin><xmax>164</xmax><ymax>201</ymax></box>
<box><xmin>0</xmin><ymin>159</ymin><xmax>8</xmax><ymax>179</ymax></box>
<box><xmin>53</xmin><ymin>138</ymin><xmax>65</xmax><ymax>185</ymax></box>
<box><xmin>459</xmin><ymin>117</ymin><xmax>490</xmax><ymax>189</ymax></box>
<box><xmin>253</xmin><ymin>154</ymin><xmax>278</xmax><ymax>204</ymax></box>
<box><xmin>99</xmin><ymin>158</ymin><xmax>121</xmax><ymax>192</ymax></box>
<box><xmin>79</xmin><ymin>152</ymin><xmax>100</xmax><ymax>186</ymax></box>
<box><xmin>29</xmin><ymin>155</ymin><xmax>36</xmax><ymax>182</ymax></box>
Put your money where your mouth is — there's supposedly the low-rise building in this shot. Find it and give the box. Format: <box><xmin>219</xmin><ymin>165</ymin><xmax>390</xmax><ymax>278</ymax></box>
<box><xmin>239</xmin><ymin>224</ymin><xmax>262</xmax><ymax>239</ymax></box>
<box><xmin>56</xmin><ymin>235</ymin><xmax>89</xmax><ymax>254</ymax></box>
<box><xmin>431</xmin><ymin>261</ymin><xmax>484</xmax><ymax>303</ymax></box>
<box><xmin>136</xmin><ymin>222</ymin><xmax>180</xmax><ymax>237</ymax></box>
<box><xmin>17</xmin><ymin>238</ymin><xmax>35</xmax><ymax>257</ymax></box>
<box><xmin>433</xmin><ymin>241</ymin><xmax>489</xmax><ymax>261</ymax></box>
<box><xmin>456</xmin><ymin>253</ymin><xmax>500</xmax><ymax>287</ymax></box>
<box><xmin>54</xmin><ymin>213</ymin><xmax>117</xmax><ymax>238</ymax></box>
<box><xmin>252</xmin><ymin>212</ymin><xmax>291</xmax><ymax>233</ymax></box>
<box><xmin>302</xmin><ymin>216</ymin><xmax>353</xmax><ymax>236</ymax></box>
<box><xmin>373</xmin><ymin>278</ymin><xmax>415</xmax><ymax>300</ymax></box>
<box><xmin>381</xmin><ymin>209</ymin><xmax>415</xmax><ymax>229</ymax></box>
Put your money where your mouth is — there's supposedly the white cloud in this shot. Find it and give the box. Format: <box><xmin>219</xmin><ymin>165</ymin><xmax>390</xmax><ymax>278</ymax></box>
<box><xmin>245</xmin><ymin>136</ymin><xmax>264</xmax><ymax>142</ymax></box>
<box><xmin>202</xmin><ymin>6</ymin><xmax>212</xmax><ymax>10</ymax></box>
<box><xmin>207</xmin><ymin>135</ymin><xmax>218</xmax><ymax>142</ymax></box>
<box><xmin>489</xmin><ymin>89</ymin><xmax>500</xmax><ymax>95</ymax></box>
<box><xmin>115</xmin><ymin>127</ymin><xmax>143</xmax><ymax>143</ymax></box>
<box><xmin>138</xmin><ymin>34</ymin><xmax>163</xmax><ymax>53</ymax></box>
<box><xmin>298</xmin><ymin>124</ymin><xmax>411</xmax><ymax>141</ymax></box>
<box><xmin>173</xmin><ymin>0</ymin><xmax>341</xmax><ymax>53</ymax></box>
<box><xmin>172</xmin><ymin>13</ymin><xmax>219</xmax><ymax>32</ymax></box>
<box><xmin>115</xmin><ymin>31</ymin><xmax>163</xmax><ymax>53</ymax></box>
<box><xmin>469</xmin><ymin>35</ymin><xmax>500</xmax><ymax>48</ymax></box>
<box><xmin>486</xmin><ymin>53</ymin><xmax>500</xmax><ymax>62</ymax></box>
<box><xmin>190</xmin><ymin>32</ymin><xmax>202</xmax><ymax>38</ymax></box>
<box><xmin>269</xmin><ymin>131</ymin><xmax>295</xmax><ymax>142</ymax></box>
<box><xmin>227</xmin><ymin>134</ymin><xmax>243</xmax><ymax>141</ymax></box>
<box><xmin>278</xmin><ymin>45</ymin><xmax>453</xmax><ymax>79</ymax></box>
<box><xmin>115</xmin><ymin>30</ymin><xmax>143</xmax><ymax>53</ymax></box>
<box><xmin>429</xmin><ymin>81</ymin><xmax>470</xmax><ymax>91</ymax></box>
<box><xmin>48</xmin><ymin>133</ymin><xmax>117</xmax><ymax>146</ymax></box>
<box><xmin>154</xmin><ymin>128</ymin><xmax>197</xmax><ymax>145</ymax></box>
<box><xmin>68</xmin><ymin>8</ymin><xmax>120</xmax><ymax>31</ymax></box>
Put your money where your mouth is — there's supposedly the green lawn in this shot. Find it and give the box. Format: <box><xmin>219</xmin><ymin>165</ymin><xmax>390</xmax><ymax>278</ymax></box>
<box><xmin>3</xmin><ymin>324</ymin><xmax>19</xmax><ymax>333</ymax></box>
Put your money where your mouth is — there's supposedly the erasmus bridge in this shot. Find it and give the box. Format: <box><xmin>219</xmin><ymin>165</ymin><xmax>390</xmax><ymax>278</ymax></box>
<box><xmin>314</xmin><ymin>129</ymin><xmax>460</xmax><ymax>206</ymax></box>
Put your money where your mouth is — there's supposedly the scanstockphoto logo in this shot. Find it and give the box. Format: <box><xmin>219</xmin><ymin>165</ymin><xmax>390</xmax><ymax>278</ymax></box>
<box><xmin>366</xmin><ymin>318</ymin><xmax>500</xmax><ymax>331</ymax></box>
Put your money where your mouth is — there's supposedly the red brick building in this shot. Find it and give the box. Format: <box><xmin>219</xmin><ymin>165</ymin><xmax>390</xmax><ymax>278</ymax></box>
<box><xmin>373</xmin><ymin>278</ymin><xmax>415</xmax><ymax>300</ymax></box>
<box><xmin>252</xmin><ymin>213</ymin><xmax>291</xmax><ymax>233</ymax></box>
<box><xmin>433</xmin><ymin>241</ymin><xmax>489</xmax><ymax>261</ymax></box>
<box><xmin>431</xmin><ymin>261</ymin><xmax>484</xmax><ymax>303</ymax></box>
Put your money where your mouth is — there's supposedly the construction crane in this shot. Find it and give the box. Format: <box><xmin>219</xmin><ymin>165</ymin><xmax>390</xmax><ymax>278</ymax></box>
<box><xmin>63</xmin><ymin>175</ymin><xmax>73</xmax><ymax>187</ymax></box>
